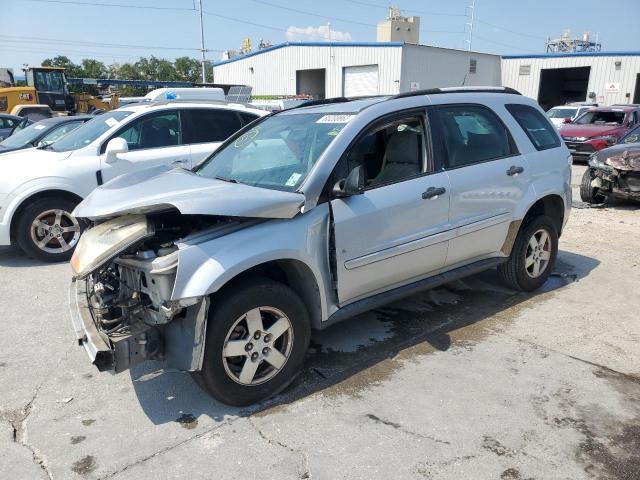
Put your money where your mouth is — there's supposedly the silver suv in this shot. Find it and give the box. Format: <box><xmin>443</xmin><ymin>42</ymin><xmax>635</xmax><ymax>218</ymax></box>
<box><xmin>70</xmin><ymin>87</ymin><xmax>572</xmax><ymax>406</ymax></box>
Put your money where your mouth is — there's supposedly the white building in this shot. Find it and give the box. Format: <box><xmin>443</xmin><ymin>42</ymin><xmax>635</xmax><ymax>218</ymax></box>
<box><xmin>213</xmin><ymin>42</ymin><xmax>502</xmax><ymax>99</ymax></box>
<box><xmin>502</xmin><ymin>51</ymin><xmax>640</xmax><ymax>110</ymax></box>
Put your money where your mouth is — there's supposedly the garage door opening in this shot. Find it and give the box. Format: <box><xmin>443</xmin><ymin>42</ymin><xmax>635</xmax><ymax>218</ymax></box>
<box><xmin>538</xmin><ymin>67</ymin><xmax>591</xmax><ymax>110</ymax></box>
<box><xmin>296</xmin><ymin>69</ymin><xmax>326</xmax><ymax>100</ymax></box>
<box><xmin>634</xmin><ymin>73</ymin><xmax>640</xmax><ymax>104</ymax></box>
<box><xmin>343</xmin><ymin>65</ymin><xmax>379</xmax><ymax>97</ymax></box>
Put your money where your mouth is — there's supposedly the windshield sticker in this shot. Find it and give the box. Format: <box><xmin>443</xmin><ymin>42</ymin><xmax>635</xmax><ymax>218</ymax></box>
<box><xmin>327</xmin><ymin>126</ymin><xmax>344</xmax><ymax>137</ymax></box>
<box><xmin>104</xmin><ymin>117</ymin><xmax>119</xmax><ymax>128</ymax></box>
<box><xmin>317</xmin><ymin>114</ymin><xmax>355</xmax><ymax>124</ymax></box>
<box><xmin>234</xmin><ymin>127</ymin><xmax>260</xmax><ymax>148</ymax></box>
<box><xmin>34</xmin><ymin>125</ymin><xmax>47</xmax><ymax>130</ymax></box>
<box><xmin>285</xmin><ymin>172</ymin><xmax>302</xmax><ymax>186</ymax></box>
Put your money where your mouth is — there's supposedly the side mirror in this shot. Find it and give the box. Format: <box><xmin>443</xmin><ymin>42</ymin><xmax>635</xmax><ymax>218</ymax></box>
<box><xmin>563</xmin><ymin>118</ymin><xmax>572</xmax><ymax>124</ymax></box>
<box><xmin>332</xmin><ymin>165</ymin><xmax>365</xmax><ymax>198</ymax></box>
<box><xmin>104</xmin><ymin>137</ymin><xmax>128</xmax><ymax>163</ymax></box>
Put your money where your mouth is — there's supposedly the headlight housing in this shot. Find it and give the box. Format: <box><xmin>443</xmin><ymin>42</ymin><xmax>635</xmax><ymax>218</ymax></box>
<box><xmin>587</xmin><ymin>135</ymin><xmax>617</xmax><ymax>148</ymax></box>
<box><xmin>588</xmin><ymin>154</ymin><xmax>615</xmax><ymax>172</ymax></box>
<box><xmin>71</xmin><ymin>214</ymin><xmax>154</xmax><ymax>279</ymax></box>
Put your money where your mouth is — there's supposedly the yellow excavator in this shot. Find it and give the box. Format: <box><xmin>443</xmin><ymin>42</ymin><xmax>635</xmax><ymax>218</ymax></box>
<box><xmin>0</xmin><ymin>66</ymin><xmax>118</xmax><ymax>119</ymax></box>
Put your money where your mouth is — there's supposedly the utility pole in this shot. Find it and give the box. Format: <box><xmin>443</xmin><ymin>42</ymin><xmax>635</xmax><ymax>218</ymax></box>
<box><xmin>198</xmin><ymin>0</ymin><xmax>206</xmax><ymax>83</ymax></box>
<box><xmin>465</xmin><ymin>0</ymin><xmax>476</xmax><ymax>52</ymax></box>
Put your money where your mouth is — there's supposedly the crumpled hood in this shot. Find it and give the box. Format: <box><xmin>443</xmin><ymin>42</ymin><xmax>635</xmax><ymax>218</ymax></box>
<box><xmin>73</xmin><ymin>165</ymin><xmax>306</xmax><ymax>220</ymax></box>
<box><xmin>560</xmin><ymin>124</ymin><xmax>624</xmax><ymax>139</ymax></box>
<box><xmin>595</xmin><ymin>143</ymin><xmax>640</xmax><ymax>171</ymax></box>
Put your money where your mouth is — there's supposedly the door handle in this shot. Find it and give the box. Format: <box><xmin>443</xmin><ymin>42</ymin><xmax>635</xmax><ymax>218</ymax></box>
<box><xmin>422</xmin><ymin>186</ymin><xmax>447</xmax><ymax>199</ymax></box>
<box><xmin>506</xmin><ymin>165</ymin><xmax>524</xmax><ymax>176</ymax></box>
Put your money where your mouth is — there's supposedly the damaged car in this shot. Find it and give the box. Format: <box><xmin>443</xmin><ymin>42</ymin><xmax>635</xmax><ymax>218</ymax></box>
<box><xmin>580</xmin><ymin>124</ymin><xmax>640</xmax><ymax>204</ymax></box>
<box><xmin>70</xmin><ymin>87</ymin><xmax>571</xmax><ymax>406</ymax></box>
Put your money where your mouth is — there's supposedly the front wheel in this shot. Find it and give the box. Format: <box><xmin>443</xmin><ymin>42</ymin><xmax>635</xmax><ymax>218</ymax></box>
<box><xmin>497</xmin><ymin>215</ymin><xmax>558</xmax><ymax>291</ymax></box>
<box><xmin>195</xmin><ymin>279</ymin><xmax>311</xmax><ymax>406</ymax></box>
<box><xmin>580</xmin><ymin>169</ymin><xmax>607</xmax><ymax>204</ymax></box>
<box><xmin>15</xmin><ymin>197</ymin><xmax>82</xmax><ymax>262</ymax></box>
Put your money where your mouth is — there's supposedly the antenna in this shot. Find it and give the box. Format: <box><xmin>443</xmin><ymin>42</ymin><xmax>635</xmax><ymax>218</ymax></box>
<box><xmin>465</xmin><ymin>0</ymin><xmax>476</xmax><ymax>51</ymax></box>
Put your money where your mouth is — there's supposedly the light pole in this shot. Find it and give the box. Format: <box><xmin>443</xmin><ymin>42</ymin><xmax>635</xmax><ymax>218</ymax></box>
<box><xmin>465</xmin><ymin>0</ymin><xmax>476</xmax><ymax>52</ymax></box>
<box><xmin>198</xmin><ymin>0</ymin><xmax>206</xmax><ymax>83</ymax></box>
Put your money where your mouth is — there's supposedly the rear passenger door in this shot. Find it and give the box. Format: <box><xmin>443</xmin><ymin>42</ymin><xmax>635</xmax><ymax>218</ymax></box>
<box><xmin>431</xmin><ymin>103</ymin><xmax>530</xmax><ymax>268</ymax></box>
<box><xmin>183</xmin><ymin>108</ymin><xmax>258</xmax><ymax>166</ymax></box>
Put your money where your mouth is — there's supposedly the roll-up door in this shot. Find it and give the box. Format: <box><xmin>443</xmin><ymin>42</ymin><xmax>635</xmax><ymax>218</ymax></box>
<box><xmin>343</xmin><ymin>65</ymin><xmax>379</xmax><ymax>97</ymax></box>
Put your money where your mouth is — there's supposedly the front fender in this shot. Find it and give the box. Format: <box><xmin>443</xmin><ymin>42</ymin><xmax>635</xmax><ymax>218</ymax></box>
<box><xmin>171</xmin><ymin>204</ymin><xmax>334</xmax><ymax>322</ymax></box>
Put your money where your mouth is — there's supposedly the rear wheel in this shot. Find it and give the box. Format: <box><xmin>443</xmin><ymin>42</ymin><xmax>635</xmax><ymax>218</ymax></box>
<box><xmin>195</xmin><ymin>278</ymin><xmax>311</xmax><ymax>406</ymax></box>
<box><xmin>580</xmin><ymin>168</ymin><xmax>607</xmax><ymax>204</ymax></box>
<box><xmin>497</xmin><ymin>215</ymin><xmax>558</xmax><ymax>291</ymax></box>
<box><xmin>15</xmin><ymin>197</ymin><xmax>82</xmax><ymax>262</ymax></box>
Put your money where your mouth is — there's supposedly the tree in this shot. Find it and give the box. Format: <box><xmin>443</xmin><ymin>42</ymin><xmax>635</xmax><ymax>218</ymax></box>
<box><xmin>80</xmin><ymin>59</ymin><xmax>107</xmax><ymax>79</ymax></box>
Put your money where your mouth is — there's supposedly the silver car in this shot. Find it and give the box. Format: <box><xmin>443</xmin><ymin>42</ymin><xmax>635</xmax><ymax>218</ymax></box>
<box><xmin>70</xmin><ymin>87</ymin><xmax>572</xmax><ymax>406</ymax></box>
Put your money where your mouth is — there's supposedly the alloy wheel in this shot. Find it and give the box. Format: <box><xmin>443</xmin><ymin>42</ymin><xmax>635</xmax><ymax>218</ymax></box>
<box><xmin>525</xmin><ymin>228</ymin><xmax>551</xmax><ymax>278</ymax></box>
<box><xmin>30</xmin><ymin>209</ymin><xmax>81</xmax><ymax>254</ymax></box>
<box><xmin>221</xmin><ymin>307</ymin><xmax>294</xmax><ymax>386</ymax></box>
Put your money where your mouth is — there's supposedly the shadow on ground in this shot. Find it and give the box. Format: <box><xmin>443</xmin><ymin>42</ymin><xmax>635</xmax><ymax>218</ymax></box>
<box><xmin>129</xmin><ymin>249</ymin><xmax>599</xmax><ymax>426</ymax></box>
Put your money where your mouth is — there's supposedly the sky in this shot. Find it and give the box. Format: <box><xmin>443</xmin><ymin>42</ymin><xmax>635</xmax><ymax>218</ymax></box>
<box><xmin>0</xmin><ymin>0</ymin><xmax>638</xmax><ymax>74</ymax></box>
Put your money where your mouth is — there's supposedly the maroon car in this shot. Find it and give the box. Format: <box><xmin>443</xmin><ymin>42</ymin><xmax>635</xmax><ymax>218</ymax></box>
<box><xmin>560</xmin><ymin>105</ymin><xmax>640</xmax><ymax>160</ymax></box>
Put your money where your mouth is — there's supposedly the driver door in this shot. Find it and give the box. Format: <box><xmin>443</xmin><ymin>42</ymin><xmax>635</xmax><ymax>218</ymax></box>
<box><xmin>330</xmin><ymin>112</ymin><xmax>452</xmax><ymax>305</ymax></box>
<box><xmin>99</xmin><ymin>110</ymin><xmax>191</xmax><ymax>183</ymax></box>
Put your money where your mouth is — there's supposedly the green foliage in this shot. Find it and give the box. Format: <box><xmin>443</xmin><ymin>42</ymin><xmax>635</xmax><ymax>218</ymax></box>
<box><xmin>39</xmin><ymin>55</ymin><xmax>214</xmax><ymax>96</ymax></box>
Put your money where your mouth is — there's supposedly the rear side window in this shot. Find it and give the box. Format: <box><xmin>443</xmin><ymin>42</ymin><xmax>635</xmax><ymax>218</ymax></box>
<box><xmin>506</xmin><ymin>104</ymin><xmax>560</xmax><ymax>151</ymax></box>
<box><xmin>435</xmin><ymin>104</ymin><xmax>516</xmax><ymax>169</ymax></box>
<box><xmin>184</xmin><ymin>109</ymin><xmax>243</xmax><ymax>144</ymax></box>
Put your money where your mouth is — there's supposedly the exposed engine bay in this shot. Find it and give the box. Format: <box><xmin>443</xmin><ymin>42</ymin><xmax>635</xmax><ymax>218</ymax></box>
<box><xmin>78</xmin><ymin>211</ymin><xmax>249</xmax><ymax>372</ymax></box>
<box><xmin>589</xmin><ymin>149</ymin><xmax>640</xmax><ymax>201</ymax></box>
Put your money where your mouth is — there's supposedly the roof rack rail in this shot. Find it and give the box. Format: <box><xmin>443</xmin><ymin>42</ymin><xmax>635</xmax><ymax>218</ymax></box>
<box><xmin>392</xmin><ymin>86</ymin><xmax>521</xmax><ymax>99</ymax></box>
<box><xmin>146</xmin><ymin>98</ymin><xmax>243</xmax><ymax>107</ymax></box>
<box><xmin>292</xmin><ymin>97</ymin><xmax>350</xmax><ymax>109</ymax></box>
<box><xmin>612</xmin><ymin>103</ymin><xmax>640</xmax><ymax>107</ymax></box>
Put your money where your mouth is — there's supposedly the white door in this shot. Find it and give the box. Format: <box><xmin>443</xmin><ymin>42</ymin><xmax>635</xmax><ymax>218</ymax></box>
<box><xmin>331</xmin><ymin>113</ymin><xmax>452</xmax><ymax>304</ymax></box>
<box><xmin>432</xmin><ymin>104</ymin><xmax>531</xmax><ymax>267</ymax></box>
<box><xmin>343</xmin><ymin>65</ymin><xmax>379</xmax><ymax>97</ymax></box>
<box><xmin>99</xmin><ymin>110</ymin><xmax>191</xmax><ymax>183</ymax></box>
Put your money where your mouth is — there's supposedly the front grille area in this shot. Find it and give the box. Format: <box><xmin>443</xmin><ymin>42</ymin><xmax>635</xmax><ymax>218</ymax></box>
<box><xmin>564</xmin><ymin>141</ymin><xmax>595</xmax><ymax>155</ymax></box>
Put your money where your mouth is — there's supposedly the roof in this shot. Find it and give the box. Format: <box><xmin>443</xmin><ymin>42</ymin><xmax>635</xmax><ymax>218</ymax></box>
<box><xmin>117</xmin><ymin>101</ymin><xmax>267</xmax><ymax>115</ymax></box>
<box><xmin>282</xmin><ymin>97</ymin><xmax>388</xmax><ymax>115</ymax></box>
<box><xmin>36</xmin><ymin>115</ymin><xmax>93</xmax><ymax>125</ymax></box>
<box><xmin>215</xmin><ymin>41</ymin><xmax>404</xmax><ymax>67</ymax></box>
<box><xmin>503</xmin><ymin>51</ymin><xmax>640</xmax><ymax>60</ymax></box>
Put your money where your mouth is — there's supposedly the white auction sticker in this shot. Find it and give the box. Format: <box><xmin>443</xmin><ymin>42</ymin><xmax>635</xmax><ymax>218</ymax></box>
<box><xmin>104</xmin><ymin>117</ymin><xmax>118</xmax><ymax>127</ymax></box>
<box><xmin>34</xmin><ymin>125</ymin><xmax>46</xmax><ymax>130</ymax></box>
<box><xmin>285</xmin><ymin>172</ymin><xmax>302</xmax><ymax>186</ymax></box>
<box><xmin>316</xmin><ymin>115</ymin><xmax>355</xmax><ymax>124</ymax></box>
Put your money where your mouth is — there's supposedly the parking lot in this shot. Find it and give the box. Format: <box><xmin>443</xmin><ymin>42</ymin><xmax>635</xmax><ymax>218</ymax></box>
<box><xmin>0</xmin><ymin>163</ymin><xmax>638</xmax><ymax>480</ymax></box>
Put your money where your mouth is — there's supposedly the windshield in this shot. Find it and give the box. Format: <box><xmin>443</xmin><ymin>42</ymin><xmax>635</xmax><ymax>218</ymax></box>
<box><xmin>547</xmin><ymin>108</ymin><xmax>575</xmax><ymax>119</ymax></box>
<box><xmin>195</xmin><ymin>112</ymin><xmax>351</xmax><ymax>191</ymax></box>
<box><xmin>0</xmin><ymin>121</ymin><xmax>48</xmax><ymax>148</ymax></box>
<box><xmin>574</xmin><ymin>111</ymin><xmax>625</xmax><ymax>125</ymax></box>
<box><xmin>50</xmin><ymin>110</ymin><xmax>132</xmax><ymax>152</ymax></box>
<box><xmin>621</xmin><ymin>126</ymin><xmax>640</xmax><ymax>144</ymax></box>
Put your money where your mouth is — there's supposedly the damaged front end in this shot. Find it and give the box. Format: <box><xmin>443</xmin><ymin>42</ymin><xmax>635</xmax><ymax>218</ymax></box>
<box><xmin>70</xmin><ymin>210</ymin><xmax>239</xmax><ymax>373</ymax></box>
<box><xmin>588</xmin><ymin>149</ymin><xmax>640</xmax><ymax>201</ymax></box>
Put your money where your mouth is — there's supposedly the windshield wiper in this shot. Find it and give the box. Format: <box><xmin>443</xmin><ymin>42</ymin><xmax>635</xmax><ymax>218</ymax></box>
<box><xmin>213</xmin><ymin>175</ymin><xmax>238</xmax><ymax>183</ymax></box>
<box><xmin>36</xmin><ymin>143</ymin><xmax>53</xmax><ymax>150</ymax></box>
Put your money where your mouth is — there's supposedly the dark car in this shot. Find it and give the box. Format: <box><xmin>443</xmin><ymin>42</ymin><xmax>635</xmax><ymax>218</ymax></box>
<box><xmin>580</xmin><ymin>124</ymin><xmax>640</xmax><ymax>204</ymax></box>
<box><xmin>0</xmin><ymin>114</ymin><xmax>25</xmax><ymax>140</ymax></box>
<box><xmin>0</xmin><ymin>116</ymin><xmax>91</xmax><ymax>154</ymax></box>
<box><xmin>559</xmin><ymin>105</ymin><xmax>640</xmax><ymax>160</ymax></box>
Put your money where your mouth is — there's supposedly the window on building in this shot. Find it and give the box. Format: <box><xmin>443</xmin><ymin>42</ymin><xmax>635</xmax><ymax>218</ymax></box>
<box><xmin>469</xmin><ymin>58</ymin><xmax>477</xmax><ymax>74</ymax></box>
<box><xmin>519</xmin><ymin>65</ymin><xmax>531</xmax><ymax>76</ymax></box>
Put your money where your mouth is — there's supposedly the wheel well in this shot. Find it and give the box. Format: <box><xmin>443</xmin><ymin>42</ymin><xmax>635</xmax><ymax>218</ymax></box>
<box><xmin>214</xmin><ymin>259</ymin><xmax>323</xmax><ymax>329</ymax></box>
<box><xmin>9</xmin><ymin>190</ymin><xmax>83</xmax><ymax>239</ymax></box>
<box><xmin>524</xmin><ymin>195</ymin><xmax>565</xmax><ymax>236</ymax></box>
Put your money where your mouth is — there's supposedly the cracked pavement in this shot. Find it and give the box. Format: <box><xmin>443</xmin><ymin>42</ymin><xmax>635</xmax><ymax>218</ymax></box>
<box><xmin>1</xmin><ymin>165</ymin><xmax>639</xmax><ymax>479</ymax></box>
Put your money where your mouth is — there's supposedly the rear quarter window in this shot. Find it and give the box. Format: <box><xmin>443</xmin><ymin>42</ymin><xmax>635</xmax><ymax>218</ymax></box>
<box><xmin>506</xmin><ymin>104</ymin><xmax>561</xmax><ymax>151</ymax></box>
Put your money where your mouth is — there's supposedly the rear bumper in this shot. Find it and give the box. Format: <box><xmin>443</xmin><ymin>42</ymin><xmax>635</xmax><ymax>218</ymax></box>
<box><xmin>69</xmin><ymin>279</ymin><xmax>115</xmax><ymax>371</ymax></box>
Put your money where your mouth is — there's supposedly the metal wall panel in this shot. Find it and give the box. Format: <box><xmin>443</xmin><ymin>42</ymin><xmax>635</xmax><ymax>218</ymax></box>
<box><xmin>213</xmin><ymin>45</ymin><xmax>403</xmax><ymax>97</ymax></box>
<box><xmin>400</xmin><ymin>45</ymin><xmax>502</xmax><ymax>91</ymax></box>
<box><xmin>502</xmin><ymin>55</ymin><xmax>640</xmax><ymax>106</ymax></box>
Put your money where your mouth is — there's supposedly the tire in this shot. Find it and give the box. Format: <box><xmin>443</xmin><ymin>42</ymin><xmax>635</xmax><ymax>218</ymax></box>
<box><xmin>15</xmin><ymin>197</ymin><xmax>82</xmax><ymax>262</ymax></box>
<box><xmin>580</xmin><ymin>168</ymin><xmax>607</xmax><ymax>204</ymax></box>
<box><xmin>195</xmin><ymin>278</ymin><xmax>311</xmax><ymax>406</ymax></box>
<box><xmin>497</xmin><ymin>215</ymin><xmax>558</xmax><ymax>292</ymax></box>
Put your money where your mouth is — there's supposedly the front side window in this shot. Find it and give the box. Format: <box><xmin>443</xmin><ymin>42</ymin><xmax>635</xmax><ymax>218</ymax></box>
<box><xmin>574</xmin><ymin>110</ymin><xmax>625</xmax><ymax>125</ymax></box>
<box><xmin>436</xmin><ymin>105</ymin><xmax>515</xmax><ymax>168</ymax></box>
<box><xmin>347</xmin><ymin>116</ymin><xmax>426</xmax><ymax>188</ymax></box>
<box><xmin>506</xmin><ymin>103</ymin><xmax>561</xmax><ymax>151</ymax></box>
<box><xmin>116</xmin><ymin>112</ymin><xmax>181</xmax><ymax>150</ymax></box>
<box><xmin>183</xmin><ymin>109</ymin><xmax>243</xmax><ymax>144</ymax></box>
<box><xmin>52</xmin><ymin>110</ymin><xmax>132</xmax><ymax>152</ymax></box>
<box><xmin>196</xmin><ymin>112</ymin><xmax>349</xmax><ymax>191</ymax></box>
<box><xmin>34</xmin><ymin>70</ymin><xmax>65</xmax><ymax>93</ymax></box>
